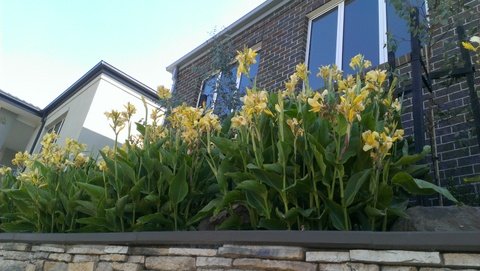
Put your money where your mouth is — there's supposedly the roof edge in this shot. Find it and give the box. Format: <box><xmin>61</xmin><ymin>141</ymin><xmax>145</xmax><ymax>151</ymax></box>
<box><xmin>0</xmin><ymin>89</ymin><xmax>42</xmax><ymax>117</ymax></box>
<box><xmin>166</xmin><ymin>0</ymin><xmax>290</xmax><ymax>73</ymax></box>
<box><xmin>44</xmin><ymin>61</ymin><xmax>158</xmax><ymax>116</ymax></box>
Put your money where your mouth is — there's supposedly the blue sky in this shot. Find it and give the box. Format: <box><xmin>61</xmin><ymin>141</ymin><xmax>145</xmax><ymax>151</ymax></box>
<box><xmin>0</xmin><ymin>0</ymin><xmax>265</xmax><ymax>108</ymax></box>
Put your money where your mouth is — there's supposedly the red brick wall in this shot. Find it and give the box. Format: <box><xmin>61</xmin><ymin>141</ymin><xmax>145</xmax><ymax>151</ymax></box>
<box><xmin>173</xmin><ymin>0</ymin><xmax>480</xmax><ymax>205</ymax></box>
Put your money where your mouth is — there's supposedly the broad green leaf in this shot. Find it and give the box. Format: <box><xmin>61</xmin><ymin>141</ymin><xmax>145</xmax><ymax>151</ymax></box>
<box><xmin>394</xmin><ymin>145</ymin><xmax>430</xmax><ymax>166</ymax></box>
<box><xmin>344</xmin><ymin>169</ymin><xmax>371</xmax><ymax>206</ymax></box>
<box><xmin>169</xmin><ymin>164</ymin><xmax>188</xmax><ymax>205</ymax></box>
<box><xmin>115</xmin><ymin>195</ymin><xmax>129</xmax><ymax>216</ymax></box>
<box><xmin>392</xmin><ymin>172</ymin><xmax>458</xmax><ymax>203</ymax></box>
<box><xmin>77</xmin><ymin>182</ymin><xmax>106</xmax><ymax>201</ymax></box>
<box><xmin>324</xmin><ymin>198</ymin><xmax>347</xmax><ymax>230</ymax></box>
<box><xmin>248</xmin><ymin>166</ymin><xmax>283</xmax><ymax>192</ymax></box>
<box><xmin>365</xmin><ymin>205</ymin><xmax>386</xmax><ymax>217</ymax></box>
<box><xmin>187</xmin><ymin>198</ymin><xmax>220</xmax><ymax>225</ymax></box>
<box><xmin>258</xmin><ymin>218</ymin><xmax>287</xmax><ymax>230</ymax></box>
<box><xmin>335</xmin><ymin>114</ymin><xmax>348</xmax><ymax>136</ymax></box>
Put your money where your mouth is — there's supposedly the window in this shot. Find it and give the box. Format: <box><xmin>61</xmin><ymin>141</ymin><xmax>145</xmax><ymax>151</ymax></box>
<box><xmin>198</xmin><ymin>52</ymin><xmax>261</xmax><ymax>115</ymax></box>
<box><xmin>307</xmin><ymin>0</ymin><xmax>424</xmax><ymax>90</ymax></box>
<box><xmin>46</xmin><ymin>117</ymin><xmax>65</xmax><ymax>135</ymax></box>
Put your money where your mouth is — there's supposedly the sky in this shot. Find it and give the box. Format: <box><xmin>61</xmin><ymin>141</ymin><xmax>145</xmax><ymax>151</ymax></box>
<box><xmin>0</xmin><ymin>0</ymin><xmax>266</xmax><ymax>108</ymax></box>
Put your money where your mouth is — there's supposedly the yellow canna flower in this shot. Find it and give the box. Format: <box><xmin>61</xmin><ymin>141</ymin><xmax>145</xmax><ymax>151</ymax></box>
<box><xmin>462</xmin><ymin>41</ymin><xmax>476</xmax><ymax>52</ymax></box>
<box><xmin>392</xmin><ymin>129</ymin><xmax>404</xmax><ymax>142</ymax></box>
<box><xmin>241</xmin><ymin>88</ymin><xmax>271</xmax><ymax>117</ymax></box>
<box><xmin>105</xmin><ymin>110</ymin><xmax>126</xmax><ymax>135</ymax></box>
<box><xmin>362</xmin><ymin>130</ymin><xmax>380</xmax><ymax>152</ymax></box>
<box><xmin>0</xmin><ymin>166</ymin><xmax>12</xmax><ymax>175</ymax></box>
<box><xmin>12</xmin><ymin>151</ymin><xmax>30</xmax><ymax>167</ymax></box>
<box><xmin>284</xmin><ymin>73</ymin><xmax>299</xmax><ymax>95</ymax></box>
<box><xmin>98</xmin><ymin>160</ymin><xmax>108</xmax><ymax>172</ymax></box>
<box><xmin>307</xmin><ymin>90</ymin><xmax>328</xmax><ymax>113</ymax></box>
<box><xmin>295</xmin><ymin>63</ymin><xmax>309</xmax><ymax>81</ymax></box>
<box><xmin>235</xmin><ymin>47</ymin><xmax>258</xmax><ymax>77</ymax></box>
<box><xmin>157</xmin><ymin>85</ymin><xmax>172</xmax><ymax>100</ymax></box>
<box><xmin>231</xmin><ymin>115</ymin><xmax>248</xmax><ymax>129</ymax></box>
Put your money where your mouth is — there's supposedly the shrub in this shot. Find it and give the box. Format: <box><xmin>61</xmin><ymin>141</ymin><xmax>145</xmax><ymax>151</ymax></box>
<box><xmin>0</xmin><ymin>52</ymin><xmax>456</xmax><ymax>232</ymax></box>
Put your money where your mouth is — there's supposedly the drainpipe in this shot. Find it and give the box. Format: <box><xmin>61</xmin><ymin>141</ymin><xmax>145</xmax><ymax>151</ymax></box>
<box><xmin>29</xmin><ymin>112</ymin><xmax>46</xmax><ymax>154</ymax></box>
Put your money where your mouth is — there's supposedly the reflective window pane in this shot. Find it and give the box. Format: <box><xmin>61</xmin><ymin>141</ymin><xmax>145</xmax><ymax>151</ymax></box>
<box><xmin>216</xmin><ymin>65</ymin><xmax>238</xmax><ymax>115</ymax></box>
<box><xmin>201</xmin><ymin>74</ymin><xmax>217</xmax><ymax>109</ymax></box>
<box><xmin>342</xmin><ymin>0</ymin><xmax>379</xmax><ymax>75</ymax></box>
<box><xmin>308</xmin><ymin>8</ymin><xmax>338</xmax><ymax>91</ymax></box>
<box><xmin>238</xmin><ymin>53</ymin><xmax>261</xmax><ymax>96</ymax></box>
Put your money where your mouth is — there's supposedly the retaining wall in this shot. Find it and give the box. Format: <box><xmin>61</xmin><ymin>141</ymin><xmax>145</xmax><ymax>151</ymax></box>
<box><xmin>0</xmin><ymin>231</ymin><xmax>479</xmax><ymax>270</ymax></box>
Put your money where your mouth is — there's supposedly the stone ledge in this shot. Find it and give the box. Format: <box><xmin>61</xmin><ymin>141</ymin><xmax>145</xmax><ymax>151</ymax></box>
<box><xmin>218</xmin><ymin>245</ymin><xmax>304</xmax><ymax>260</ymax></box>
<box><xmin>350</xmin><ymin>250</ymin><xmax>441</xmax><ymax>265</ymax></box>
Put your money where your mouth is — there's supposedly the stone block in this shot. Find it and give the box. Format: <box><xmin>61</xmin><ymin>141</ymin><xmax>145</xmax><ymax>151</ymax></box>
<box><xmin>145</xmin><ymin>256</ymin><xmax>196</xmax><ymax>270</ymax></box>
<box><xmin>319</xmin><ymin>263</ymin><xmax>379</xmax><ymax>271</ymax></box>
<box><xmin>0</xmin><ymin>242</ymin><xmax>30</xmax><ymax>251</ymax></box>
<box><xmin>100</xmin><ymin>253</ymin><xmax>128</xmax><ymax>262</ymax></box>
<box><xmin>48</xmin><ymin>253</ymin><xmax>72</xmax><ymax>262</ymax></box>
<box><xmin>32</xmin><ymin>251</ymin><xmax>49</xmax><ymax>260</ymax></box>
<box><xmin>104</xmin><ymin>246</ymin><xmax>129</xmax><ymax>254</ymax></box>
<box><xmin>96</xmin><ymin>262</ymin><xmax>113</xmax><ymax>271</ymax></box>
<box><xmin>72</xmin><ymin>254</ymin><xmax>99</xmax><ymax>262</ymax></box>
<box><xmin>0</xmin><ymin>260</ymin><xmax>30</xmax><ymax>271</ymax></box>
<box><xmin>443</xmin><ymin>253</ymin><xmax>480</xmax><ymax>268</ymax></box>
<box><xmin>306</xmin><ymin>251</ymin><xmax>350</xmax><ymax>262</ymax></box>
<box><xmin>25</xmin><ymin>264</ymin><xmax>36</xmax><ymax>271</ymax></box>
<box><xmin>168</xmin><ymin>248</ymin><xmax>217</xmax><ymax>256</ymax></box>
<box><xmin>382</xmin><ymin>266</ymin><xmax>418</xmax><ymax>271</ymax></box>
<box><xmin>68</xmin><ymin>262</ymin><xmax>95</xmax><ymax>271</ymax></box>
<box><xmin>129</xmin><ymin>247</ymin><xmax>169</xmax><ymax>256</ymax></box>
<box><xmin>233</xmin><ymin>258</ymin><xmax>317</xmax><ymax>271</ymax></box>
<box><xmin>1</xmin><ymin>250</ymin><xmax>33</xmax><ymax>261</ymax></box>
<box><xmin>32</xmin><ymin>244</ymin><xmax>65</xmax><ymax>253</ymax></box>
<box><xmin>66</xmin><ymin>245</ymin><xmax>106</xmax><ymax>255</ymax></box>
<box><xmin>218</xmin><ymin>245</ymin><xmax>304</xmax><ymax>260</ymax></box>
<box><xmin>350</xmin><ymin>250</ymin><xmax>441</xmax><ymax>265</ymax></box>
<box><xmin>196</xmin><ymin>256</ymin><xmax>232</xmax><ymax>267</ymax></box>
<box><xmin>44</xmin><ymin>261</ymin><xmax>68</xmax><ymax>271</ymax></box>
<box><xmin>127</xmin><ymin>255</ymin><xmax>145</xmax><ymax>263</ymax></box>
<box><xmin>111</xmin><ymin>262</ymin><xmax>142</xmax><ymax>271</ymax></box>
<box><xmin>419</xmin><ymin>268</ymin><xmax>478</xmax><ymax>271</ymax></box>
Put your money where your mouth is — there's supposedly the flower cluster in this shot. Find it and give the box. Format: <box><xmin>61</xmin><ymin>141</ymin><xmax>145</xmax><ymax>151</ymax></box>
<box><xmin>157</xmin><ymin>85</ymin><xmax>172</xmax><ymax>100</ymax></box>
<box><xmin>235</xmin><ymin>47</ymin><xmax>258</xmax><ymax>77</ymax></box>
<box><xmin>362</xmin><ymin>127</ymin><xmax>404</xmax><ymax>167</ymax></box>
<box><xmin>241</xmin><ymin>88</ymin><xmax>273</xmax><ymax>119</ymax></box>
<box><xmin>169</xmin><ymin>104</ymin><xmax>220</xmax><ymax>145</ymax></box>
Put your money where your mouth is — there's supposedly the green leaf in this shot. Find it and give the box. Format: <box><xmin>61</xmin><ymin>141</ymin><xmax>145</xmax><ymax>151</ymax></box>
<box><xmin>335</xmin><ymin>114</ymin><xmax>348</xmax><ymax>136</ymax></box>
<box><xmin>77</xmin><ymin>182</ymin><xmax>106</xmax><ymax>201</ymax></box>
<box><xmin>258</xmin><ymin>218</ymin><xmax>287</xmax><ymax>230</ymax></box>
<box><xmin>311</xmin><ymin>145</ymin><xmax>327</xmax><ymax>176</ymax></box>
<box><xmin>324</xmin><ymin>198</ymin><xmax>347</xmax><ymax>230</ymax></box>
<box><xmin>365</xmin><ymin>205</ymin><xmax>386</xmax><ymax>217</ymax></box>
<box><xmin>344</xmin><ymin>169</ymin><xmax>371</xmax><ymax>206</ymax></box>
<box><xmin>188</xmin><ymin>198</ymin><xmax>220</xmax><ymax>225</ymax></box>
<box><xmin>392</xmin><ymin>172</ymin><xmax>458</xmax><ymax>203</ymax></box>
<box><xmin>115</xmin><ymin>195</ymin><xmax>129</xmax><ymax>216</ymax></box>
<box><xmin>237</xmin><ymin>181</ymin><xmax>269</xmax><ymax>217</ymax></box>
<box><xmin>169</xmin><ymin>164</ymin><xmax>188</xmax><ymax>205</ymax></box>
<box><xmin>394</xmin><ymin>145</ymin><xmax>430</xmax><ymax>166</ymax></box>
<box><xmin>211</xmin><ymin>136</ymin><xmax>238</xmax><ymax>157</ymax></box>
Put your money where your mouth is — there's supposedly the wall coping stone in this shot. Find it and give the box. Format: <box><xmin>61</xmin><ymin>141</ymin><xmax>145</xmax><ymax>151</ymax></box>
<box><xmin>0</xmin><ymin>231</ymin><xmax>478</xmax><ymax>252</ymax></box>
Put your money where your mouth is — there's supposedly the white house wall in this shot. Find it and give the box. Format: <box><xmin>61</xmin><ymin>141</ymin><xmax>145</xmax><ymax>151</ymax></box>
<box><xmin>38</xmin><ymin>78</ymin><xmax>100</xmax><ymax>152</ymax></box>
<box><xmin>81</xmin><ymin>74</ymin><xmax>159</xmax><ymax>152</ymax></box>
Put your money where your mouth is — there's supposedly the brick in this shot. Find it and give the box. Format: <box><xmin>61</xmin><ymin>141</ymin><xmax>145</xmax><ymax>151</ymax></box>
<box><xmin>32</xmin><ymin>244</ymin><xmax>65</xmax><ymax>253</ymax></box>
<box><xmin>306</xmin><ymin>251</ymin><xmax>350</xmax><ymax>262</ymax></box>
<box><xmin>145</xmin><ymin>256</ymin><xmax>195</xmax><ymax>270</ymax></box>
<box><xmin>168</xmin><ymin>248</ymin><xmax>217</xmax><ymax>256</ymax></box>
<box><xmin>100</xmin><ymin>253</ymin><xmax>128</xmax><ymax>262</ymax></box>
<box><xmin>196</xmin><ymin>256</ymin><xmax>232</xmax><ymax>267</ymax></box>
<box><xmin>350</xmin><ymin>250</ymin><xmax>441</xmax><ymax>265</ymax></box>
<box><xmin>443</xmin><ymin>253</ymin><xmax>480</xmax><ymax>268</ymax></box>
<box><xmin>111</xmin><ymin>262</ymin><xmax>142</xmax><ymax>271</ymax></box>
<box><xmin>48</xmin><ymin>253</ymin><xmax>72</xmax><ymax>262</ymax></box>
<box><xmin>419</xmin><ymin>268</ymin><xmax>478</xmax><ymax>271</ymax></box>
<box><xmin>233</xmin><ymin>258</ymin><xmax>317</xmax><ymax>271</ymax></box>
<box><xmin>68</xmin><ymin>262</ymin><xmax>95</xmax><ymax>271</ymax></box>
<box><xmin>218</xmin><ymin>244</ymin><xmax>304</xmax><ymax>260</ymax></box>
